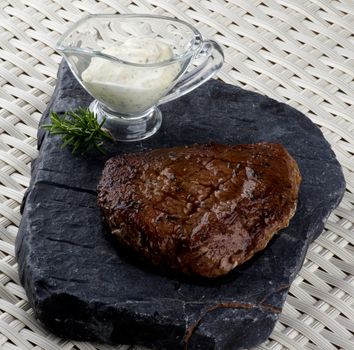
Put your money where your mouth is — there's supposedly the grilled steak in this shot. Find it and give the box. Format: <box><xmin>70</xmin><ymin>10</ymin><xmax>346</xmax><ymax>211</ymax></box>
<box><xmin>97</xmin><ymin>143</ymin><xmax>301</xmax><ymax>277</ymax></box>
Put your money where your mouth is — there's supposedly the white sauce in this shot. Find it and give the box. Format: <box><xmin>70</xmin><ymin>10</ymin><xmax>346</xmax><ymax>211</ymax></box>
<box><xmin>81</xmin><ymin>38</ymin><xmax>181</xmax><ymax>114</ymax></box>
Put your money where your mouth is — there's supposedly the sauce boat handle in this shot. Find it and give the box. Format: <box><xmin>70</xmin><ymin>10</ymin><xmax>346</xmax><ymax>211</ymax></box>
<box><xmin>158</xmin><ymin>40</ymin><xmax>224</xmax><ymax>105</ymax></box>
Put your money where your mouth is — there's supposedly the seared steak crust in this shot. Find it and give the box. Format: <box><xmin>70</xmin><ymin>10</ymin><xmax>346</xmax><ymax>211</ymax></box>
<box><xmin>97</xmin><ymin>143</ymin><xmax>301</xmax><ymax>277</ymax></box>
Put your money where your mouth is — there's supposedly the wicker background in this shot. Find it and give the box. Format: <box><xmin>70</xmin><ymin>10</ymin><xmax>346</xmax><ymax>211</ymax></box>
<box><xmin>0</xmin><ymin>1</ymin><xmax>353</xmax><ymax>349</ymax></box>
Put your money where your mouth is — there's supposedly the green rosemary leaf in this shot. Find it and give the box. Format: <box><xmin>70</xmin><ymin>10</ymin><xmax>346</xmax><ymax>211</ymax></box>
<box><xmin>41</xmin><ymin>108</ymin><xmax>114</xmax><ymax>154</ymax></box>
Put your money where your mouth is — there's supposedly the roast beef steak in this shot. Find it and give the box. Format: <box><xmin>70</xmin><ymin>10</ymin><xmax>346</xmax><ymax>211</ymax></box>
<box><xmin>97</xmin><ymin>142</ymin><xmax>301</xmax><ymax>277</ymax></box>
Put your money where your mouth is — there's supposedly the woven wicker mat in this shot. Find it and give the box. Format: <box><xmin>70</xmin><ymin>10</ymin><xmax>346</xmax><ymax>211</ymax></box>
<box><xmin>0</xmin><ymin>1</ymin><xmax>353</xmax><ymax>349</ymax></box>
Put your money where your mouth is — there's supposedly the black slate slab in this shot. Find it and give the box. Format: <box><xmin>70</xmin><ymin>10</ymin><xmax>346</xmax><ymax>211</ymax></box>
<box><xmin>16</xmin><ymin>61</ymin><xmax>345</xmax><ymax>350</ymax></box>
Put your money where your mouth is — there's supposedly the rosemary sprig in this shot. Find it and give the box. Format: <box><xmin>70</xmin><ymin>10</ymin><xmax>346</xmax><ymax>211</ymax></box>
<box><xmin>41</xmin><ymin>108</ymin><xmax>114</xmax><ymax>154</ymax></box>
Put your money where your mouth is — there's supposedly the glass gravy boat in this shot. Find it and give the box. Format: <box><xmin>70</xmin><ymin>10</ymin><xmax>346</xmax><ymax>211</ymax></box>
<box><xmin>56</xmin><ymin>14</ymin><xmax>224</xmax><ymax>141</ymax></box>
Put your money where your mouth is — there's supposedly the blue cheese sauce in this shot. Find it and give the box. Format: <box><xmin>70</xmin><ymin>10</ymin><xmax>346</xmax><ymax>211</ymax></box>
<box><xmin>81</xmin><ymin>38</ymin><xmax>181</xmax><ymax>114</ymax></box>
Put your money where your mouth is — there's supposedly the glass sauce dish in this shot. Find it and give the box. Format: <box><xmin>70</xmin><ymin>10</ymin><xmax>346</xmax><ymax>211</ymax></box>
<box><xmin>56</xmin><ymin>14</ymin><xmax>224</xmax><ymax>141</ymax></box>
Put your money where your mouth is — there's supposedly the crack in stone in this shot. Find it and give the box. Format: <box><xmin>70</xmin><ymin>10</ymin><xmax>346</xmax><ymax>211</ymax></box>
<box><xmin>183</xmin><ymin>301</ymin><xmax>281</xmax><ymax>349</ymax></box>
<box><xmin>39</xmin><ymin>167</ymin><xmax>76</xmax><ymax>175</ymax></box>
<box><xmin>50</xmin><ymin>276</ymin><xmax>89</xmax><ymax>283</ymax></box>
<box><xmin>182</xmin><ymin>300</ymin><xmax>188</xmax><ymax>335</ymax></box>
<box><xmin>49</xmin><ymin>196</ymin><xmax>97</xmax><ymax>209</ymax></box>
<box><xmin>259</xmin><ymin>283</ymin><xmax>290</xmax><ymax>304</ymax></box>
<box><xmin>37</xmin><ymin>180</ymin><xmax>97</xmax><ymax>196</ymax></box>
<box><xmin>45</xmin><ymin>236</ymin><xmax>95</xmax><ymax>249</ymax></box>
<box><xmin>183</xmin><ymin>283</ymin><xmax>290</xmax><ymax>349</ymax></box>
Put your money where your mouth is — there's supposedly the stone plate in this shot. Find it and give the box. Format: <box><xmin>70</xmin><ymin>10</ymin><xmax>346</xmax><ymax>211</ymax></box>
<box><xmin>16</xmin><ymin>61</ymin><xmax>345</xmax><ymax>350</ymax></box>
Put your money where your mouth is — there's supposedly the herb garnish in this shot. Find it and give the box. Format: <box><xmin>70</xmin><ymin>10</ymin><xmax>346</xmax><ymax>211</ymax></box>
<box><xmin>41</xmin><ymin>108</ymin><xmax>114</xmax><ymax>154</ymax></box>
